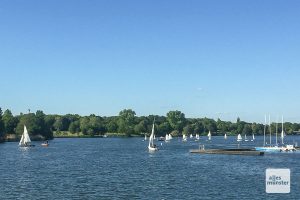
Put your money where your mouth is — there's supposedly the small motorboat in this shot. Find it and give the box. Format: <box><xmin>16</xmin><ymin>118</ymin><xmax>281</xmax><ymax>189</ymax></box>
<box><xmin>41</xmin><ymin>141</ymin><xmax>49</xmax><ymax>147</ymax></box>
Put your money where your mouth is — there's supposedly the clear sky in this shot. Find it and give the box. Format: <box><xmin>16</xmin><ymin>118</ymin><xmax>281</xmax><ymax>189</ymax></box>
<box><xmin>1</xmin><ymin>0</ymin><xmax>300</xmax><ymax>123</ymax></box>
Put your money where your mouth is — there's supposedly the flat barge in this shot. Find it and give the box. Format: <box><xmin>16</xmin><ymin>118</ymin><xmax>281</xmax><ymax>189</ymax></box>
<box><xmin>190</xmin><ymin>148</ymin><xmax>264</xmax><ymax>156</ymax></box>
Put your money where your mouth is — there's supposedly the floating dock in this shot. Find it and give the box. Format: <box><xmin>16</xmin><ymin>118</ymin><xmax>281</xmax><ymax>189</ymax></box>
<box><xmin>190</xmin><ymin>148</ymin><xmax>264</xmax><ymax>156</ymax></box>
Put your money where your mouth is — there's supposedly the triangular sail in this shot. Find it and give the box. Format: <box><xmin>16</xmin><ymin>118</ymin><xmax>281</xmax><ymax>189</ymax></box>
<box><xmin>19</xmin><ymin>134</ymin><xmax>24</xmax><ymax>146</ymax></box>
<box><xmin>165</xmin><ymin>134</ymin><xmax>169</xmax><ymax>141</ymax></box>
<box><xmin>224</xmin><ymin>133</ymin><xmax>227</xmax><ymax>139</ymax></box>
<box><xmin>24</xmin><ymin>126</ymin><xmax>31</xmax><ymax>143</ymax></box>
<box><xmin>237</xmin><ymin>134</ymin><xmax>242</xmax><ymax>141</ymax></box>
<box><xmin>148</xmin><ymin>123</ymin><xmax>155</xmax><ymax>148</ymax></box>
<box><xmin>281</xmin><ymin>116</ymin><xmax>285</xmax><ymax>144</ymax></box>
<box><xmin>207</xmin><ymin>131</ymin><xmax>211</xmax><ymax>140</ymax></box>
<box><xmin>19</xmin><ymin>125</ymin><xmax>31</xmax><ymax>146</ymax></box>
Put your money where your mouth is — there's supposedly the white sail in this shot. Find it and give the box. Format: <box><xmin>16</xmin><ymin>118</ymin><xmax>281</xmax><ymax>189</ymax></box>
<box><xmin>281</xmin><ymin>116</ymin><xmax>285</xmax><ymax>144</ymax></box>
<box><xmin>148</xmin><ymin>122</ymin><xmax>157</xmax><ymax>151</ymax></box>
<box><xmin>182</xmin><ymin>134</ymin><xmax>187</xmax><ymax>141</ymax></box>
<box><xmin>244</xmin><ymin>134</ymin><xmax>248</xmax><ymax>141</ymax></box>
<box><xmin>237</xmin><ymin>134</ymin><xmax>242</xmax><ymax>141</ymax></box>
<box><xmin>19</xmin><ymin>134</ymin><xmax>24</xmax><ymax>146</ymax></box>
<box><xmin>144</xmin><ymin>134</ymin><xmax>147</xmax><ymax>141</ymax></box>
<box><xmin>165</xmin><ymin>134</ymin><xmax>169</xmax><ymax>141</ymax></box>
<box><xmin>19</xmin><ymin>125</ymin><xmax>31</xmax><ymax>146</ymax></box>
<box><xmin>195</xmin><ymin>134</ymin><xmax>200</xmax><ymax>140</ymax></box>
<box><xmin>251</xmin><ymin>134</ymin><xmax>255</xmax><ymax>141</ymax></box>
<box><xmin>190</xmin><ymin>134</ymin><xmax>193</xmax><ymax>139</ymax></box>
<box><xmin>207</xmin><ymin>131</ymin><xmax>211</xmax><ymax>140</ymax></box>
<box><xmin>168</xmin><ymin>134</ymin><xmax>173</xmax><ymax>140</ymax></box>
<box><xmin>224</xmin><ymin>133</ymin><xmax>227</xmax><ymax>139</ymax></box>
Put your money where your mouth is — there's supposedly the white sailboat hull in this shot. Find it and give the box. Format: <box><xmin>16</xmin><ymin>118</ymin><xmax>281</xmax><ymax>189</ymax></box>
<box><xmin>148</xmin><ymin>146</ymin><xmax>158</xmax><ymax>151</ymax></box>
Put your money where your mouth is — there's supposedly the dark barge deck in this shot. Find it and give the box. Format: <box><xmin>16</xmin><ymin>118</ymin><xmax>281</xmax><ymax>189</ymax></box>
<box><xmin>190</xmin><ymin>148</ymin><xmax>264</xmax><ymax>156</ymax></box>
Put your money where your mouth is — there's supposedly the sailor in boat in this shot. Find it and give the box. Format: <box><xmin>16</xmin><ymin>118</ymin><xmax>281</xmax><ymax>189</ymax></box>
<box><xmin>41</xmin><ymin>140</ymin><xmax>49</xmax><ymax>146</ymax></box>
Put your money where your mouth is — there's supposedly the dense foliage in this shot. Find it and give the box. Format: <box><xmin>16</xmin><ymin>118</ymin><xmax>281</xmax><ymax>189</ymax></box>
<box><xmin>0</xmin><ymin>108</ymin><xmax>300</xmax><ymax>140</ymax></box>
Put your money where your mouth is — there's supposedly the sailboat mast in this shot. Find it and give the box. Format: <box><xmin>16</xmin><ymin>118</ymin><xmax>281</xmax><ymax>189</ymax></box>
<box><xmin>263</xmin><ymin>115</ymin><xmax>266</xmax><ymax>146</ymax></box>
<box><xmin>281</xmin><ymin>115</ymin><xmax>284</xmax><ymax>144</ymax></box>
<box><xmin>269</xmin><ymin>115</ymin><xmax>271</xmax><ymax>146</ymax></box>
<box><xmin>275</xmin><ymin>116</ymin><xmax>278</xmax><ymax>146</ymax></box>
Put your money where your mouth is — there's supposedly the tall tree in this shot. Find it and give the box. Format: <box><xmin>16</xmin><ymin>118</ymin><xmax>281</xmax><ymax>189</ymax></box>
<box><xmin>0</xmin><ymin>108</ymin><xmax>4</xmax><ymax>140</ymax></box>
<box><xmin>118</xmin><ymin>109</ymin><xmax>136</xmax><ymax>136</ymax></box>
<box><xmin>183</xmin><ymin>124</ymin><xmax>193</xmax><ymax>136</ymax></box>
<box><xmin>2</xmin><ymin>109</ymin><xmax>18</xmax><ymax>134</ymax></box>
<box><xmin>193</xmin><ymin>121</ymin><xmax>204</xmax><ymax>135</ymax></box>
<box><xmin>166</xmin><ymin>110</ymin><xmax>186</xmax><ymax>131</ymax></box>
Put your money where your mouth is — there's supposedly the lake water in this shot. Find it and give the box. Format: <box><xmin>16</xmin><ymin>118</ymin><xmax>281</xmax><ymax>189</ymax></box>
<box><xmin>0</xmin><ymin>136</ymin><xmax>300</xmax><ymax>199</ymax></box>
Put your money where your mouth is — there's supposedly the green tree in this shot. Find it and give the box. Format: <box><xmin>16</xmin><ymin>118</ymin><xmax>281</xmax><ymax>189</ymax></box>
<box><xmin>202</xmin><ymin>118</ymin><xmax>217</xmax><ymax>133</ymax></box>
<box><xmin>193</xmin><ymin>121</ymin><xmax>204</xmax><ymax>135</ymax></box>
<box><xmin>134</xmin><ymin>120</ymin><xmax>147</xmax><ymax>135</ymax></box>
<box><xmin>80</xmin><ymin>117</ymin><xmax>90</xmax><ymax>135</ymax></box>
<box><xmin>242</xmin><ymin>124</ymin><xmax>252</xmax><ymax>134</ymax></box>
<box><xmin>157</xmin><ymin>122</ymin><xmax>171</xmax><ymax>136</ymax></box>
<box><xmin>69</xmin><ymin>121</ymin><xmax>80</xmax><ymax>133</ymax></box>
<box><xmin>44</xmin><ymin>115</ymin><xmax>55</xmax><ymax>131</ymax></box>
<box><xmin>53</xmin><ymin>116</ymin><xmax>70</xmax><ymax>131</ymax></box>
<box><xmin>106</xmin><ymin>120</ymin><xmax>118</xmax><ymax>133</ymax></box>
<box><xmin>183</xmin><ymin>124</ymin><xmax>193</xmax><ymax>136</ymax></box>
<box><xmin>2</xmin><ymin>109</ymin><xmax>18</xmax><ymax>134</ymax></box>
<box><xmin>217</xmin><ymin>119</ymin><xmax>229</xmax><ymax>133</ymax></box>
<box><xmin>0</xmin><ymin>108</ymin><xmax>4</xmax><ymax>141</ymax></box>
<box><xmin>118</xmin><ymin>109</ymin><xmax>136</xmax><ymax>136</ymax></box>
<box><xmin>166</xmin><ymin>110</ymin><xmax>186</xmax><ymax>131</ymax></box>
<box><xmin>89</xmin><ymin>115</ymin><xmax>106</xmax><ymax>135</ymax></box>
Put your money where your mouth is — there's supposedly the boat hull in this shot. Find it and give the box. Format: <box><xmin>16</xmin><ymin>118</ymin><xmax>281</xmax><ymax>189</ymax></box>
<box><xmin>254</xmin><ymin>147</ymin><xmax>282</xmax><ymax>152</ymax></box>
<box><xmin>148</xmin><ymin>146</ymin><xmax>158</xmax><ymax>151</ymax></box>
<box><xmin>19</xmin><ymin>144</ymin><xmax>35</xmax><ymax>147</ymax></box>
<box><xmin>190</xmin><ymin>148</ymin><xmax>264</xmax><ymax>156</ymax></box>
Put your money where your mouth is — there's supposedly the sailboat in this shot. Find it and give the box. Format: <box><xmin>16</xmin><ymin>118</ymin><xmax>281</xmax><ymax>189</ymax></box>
<box><xmin>19</xmin><ymin>125</ymin><xmax>34</xmax><ymax>147</ymax></box>
<box><xmin>251</xmin><ymin>134</ymin><xmax>255</xmax><ymax>141</ymax></box>
<box><xmin>165</xmin><ymin>133</ymin><xmax>170</xmax><ymax>142</ymax></box>
<box><xmin>224</xmin><ymin>133</ymin><xmax>227</xmax><ymax>140</ymax></box>
<box><xmin>244</xmin><ymin>134</ymin><xmax>249</xmax><ymax>142</ymax></box>
<box><xmin>190</xmin><ymin>134</ymin><xmax>193</xmax><ymax>139</ymax></box>
<box><xmin>281</xmin><ymin>116</ymin><xmax>285</xmax><ymax>144</ymax></box>
<box><xmin>207</xmin><ymin>131</ymin><xmax>211</xmax><ymax>141</ymax></box>
<box><xmin>144</xmin><ymin>134</ymin><xmax>147</xmax><ymax>141</ymax></box>
<box><xmin>195</xmin><ymin>134</ymin><xmax>200</xmax><ymax>141</ymax></box>
<box><xmin>182</xmin><ymin>134</ymin><xmax>187</xmax><ymax>142</ymax></box>
<box><xmin>168</xmin><ymin>134</ymin><xmax>173</xmax><ymax>140</ymax></box>
<box><xmin>255</xmin><ymin>115</ymin><xmax>282</xmax><ymax>152</ymax></box>
<box><xmin>279</xmin><ymin>116</ymin><xmax>296</xmax><ymax>152</ymax></box>
<box><xmin>237</xmin><ymin>134</ymin><xmax>242</xmax><ymax>142</ymax></box>
<box><xmin>148</xmin><ymin>121</ymin><xmax>158</xmax><ymax>151</ymax></box>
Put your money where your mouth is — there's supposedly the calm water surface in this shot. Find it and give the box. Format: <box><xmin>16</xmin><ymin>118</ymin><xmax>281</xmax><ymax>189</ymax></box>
<box><xmin>0</xmin><ymin>136</ymin><xmax>300</xmax><ymax>199</ymax></box>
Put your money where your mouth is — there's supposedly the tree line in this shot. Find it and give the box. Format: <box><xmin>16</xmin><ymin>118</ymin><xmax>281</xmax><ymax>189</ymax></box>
<box><xmin>0</xmin><ymin>107</ymin><xmax>300</xmax><ymax>142</ymax></box>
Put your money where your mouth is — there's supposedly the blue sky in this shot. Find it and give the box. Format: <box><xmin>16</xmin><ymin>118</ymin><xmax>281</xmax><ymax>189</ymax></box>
<box><xmin>1</xmin><ymin>0</ymin><xmax>300</xmax><ymax>123</ymax></box>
